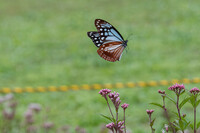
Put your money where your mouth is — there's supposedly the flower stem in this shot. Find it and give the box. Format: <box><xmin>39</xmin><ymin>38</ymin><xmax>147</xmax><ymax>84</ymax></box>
<box><xmin>116</xmin><ymin>109</ymin><xmax>118</xmax><ymax>123</ymax></box>
<box><xmin>194</xmin><ymin>97</ymin><xmax>197</xmax><ymax>133</ymax></box>
<box><xmin>176</xmin><ymin>95</ymin><xmax>184</xmax><ymax>133</ymax></box>
<box><xmin>163</xmin><ymin>96</ymin><xmax>176</xmax><ymax>133</ymax></box>
<box><xmin>176</xmin><ymin>95</ymin><xmax>181</xmax><ymax>120</ymax></box>
<box><xmin>124</xmin><ymin>110</ymin><xmax>126</xmax><ymax>133</ymax></box>
<box><xmin>149</xmin><ymin>115</ymin><xmax>154</xmax><ymax>133</ymax></box>
<box><xmin>106</xmin><ymin>98</ymin><xmax>115</xmax><ymax>119</ymax></box>
<box><xmin>163</xmin><ymin>107</ymin><xmax>175</xmax><ymax>133</ymax></box>
<box><xmin>115</xmin><ymin>109</ymin><xmax>119</xmax><ymax>132</ymax></box>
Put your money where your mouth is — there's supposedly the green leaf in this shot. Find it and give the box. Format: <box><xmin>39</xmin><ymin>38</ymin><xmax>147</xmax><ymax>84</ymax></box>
<box><xmin>197</xmin><ymin>99</ymin><xmax>200</xmax><ymax>107</ymax></box>
<box><xmin>189</xmin><ymin>96</ymin><xmax>195</xmax><ymax>107</ymax></box>
<box><xmin>179</xmin><ymin>120</ymin><xmax>184</xmax><ymax>130</ymax></box>
<box><xmin>182</xmin><ymin>117</ymin><xmax>188</xmax><ymax>123</ymax></box>
<box><xmin>150</xmin><ymin>118</ymin><xmax>156</xmax><ymax>126</ymax></box>
<box><xmin>179</xmin><ymin>97</ymin><xmax>190</xmax><ymax>109</ymax></box>
<box><xmin>100</xmin><ymin>114</ymin><xmax>115</xmax><ymax>122</ymax></box>
<box><xmin>180</xmin><ymin>89</ymin><xmax>185</xmax><ymax>96</ymax></box>
<box><xmin>152</xmin><ymin>128</ymin><xmax>155</xmax><ymax>133</ymax></box>
<box><xmin>173</xmin><ymin>120</ymin><xmax>181</xmax><ymax>130</ymax></box>
<box><xmin>189</xmin><ymin>123</ymin><xmax>194</xmax><ymax>130</ymax></box>
<box><xmin>150</xmin><ymin>103</ymin><xmax>163</xmax><ymax>109</ymax></box>
<box><xmin>166</xmin><ymin>96</ymin><xmax>176</xmax><ymax>104</ymax></box>
<box><xmin>172</xmin><ymin>111</ymin><xmax>179</xmax><ymax>118</ymax></box>
<box><xmin>197</xmin><ymin>122</ymin><xmax>200</xmax><ymax>129</ymax></box>
<box><xmin>183</xmin><ymin>120</ymin><xmax>191</xmax><ymax>129</ymax></box>
<box><xmin>185</xmin><ymin>121</ymin><xmax>191</xmax><ymax>129</ymax></box>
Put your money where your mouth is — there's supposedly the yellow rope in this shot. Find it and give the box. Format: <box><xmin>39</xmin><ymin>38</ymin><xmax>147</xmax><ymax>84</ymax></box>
<box><xmin>0</xmin><ymin>78</ymin><xmax>199</xmax><ymax>94</ymax></box>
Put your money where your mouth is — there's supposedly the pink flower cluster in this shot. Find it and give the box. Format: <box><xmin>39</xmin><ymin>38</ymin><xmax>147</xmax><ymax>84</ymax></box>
<box><xmin>168</xmin><ymin>83</ymin><xmax>185</xmax><ymax>94</ymax></box>
<box><xmin>158</xmin><ymin>90</ymin><xmax>165</xmax><ymax>94</ymax></box>
<box><xmin>24</xmin><ymin>103</ymin><xmax>41</xmax><ymax>124</ymax></box>
<box><xmin>25</xmin><ymin>109</ymin><xmax>34</xmax><ymax>124</ymax></box>
<box><xmin>108</xmin><ymin>92</ymin><xmax>121</xmax><ymax>110</ymax></box>
<box><xmin>117</xmin><ymin>121</ymin><xmax>124</xmax><ymax>130</ymax></box>
<box><xmin>99</xmin><ymin>89</ymin><xmax>129</xmax><ymax>132</ymax></box>
<box><xmin>0</xmin><ymin>94</ymin><xmax>17</xmax><ymax>120</ymax></box>
<box><xmin>146</xmin><ymin>109</ymin><xmax>154</xmax><ymax>115</ymax></box>
<box><xmin>117</xmin><ymin>121</ymin><xmax>125</xmax><ymax>132</ymax></box>
<box><xmin>3</xmin><ymin>109</ymin><xmax>15</xmax><ymax>120</ymax></box>
<box><xmin>99</xmin><ymin>89</ymin><xmax>111</xmax><ymax>99</ymax></box>
<box><xmin>106</xmin><ymin>122</ymin><xmax>115</xmax><ymax>130</ymax></box>
<box><xmin>121</xmin><ymin>103</ymin><xmax>129</xmax><ymax>110</ymax></box>
<box><xmin>190</xmin><ymin>87</ymin><xmax>200</xmax><ymax>95</ymax></box>
<box><xmin>106</xmin><ymin>121</ymin><xmax>124</xmax><ymax>132</ymax></box>
<box><xmin>29</xmin><ymin>103</ymin><xmax>41</xmax><ymax>113</ymax></box>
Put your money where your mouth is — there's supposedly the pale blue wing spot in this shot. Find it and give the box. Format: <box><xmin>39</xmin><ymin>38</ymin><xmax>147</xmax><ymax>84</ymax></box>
<box><xmin>110</xmin><ymin>29</ymin><xmax>123</xmax><ymax>41</ymax></box>
<box><xmin>104</xmin><ymin>36</ymin><xmax>122</xmax><ymax>43</ymax></box>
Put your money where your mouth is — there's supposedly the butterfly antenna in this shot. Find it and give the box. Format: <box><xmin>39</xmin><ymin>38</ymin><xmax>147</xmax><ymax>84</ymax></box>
<box><xmin>125</xmin><ymin>34</ymin><xmax>133</xmax><ymax>54</ymax></box>
<box><xmin>126</xmin><ymin>33</ymin><xmax>134</xmax><ymax>41</ymax></box>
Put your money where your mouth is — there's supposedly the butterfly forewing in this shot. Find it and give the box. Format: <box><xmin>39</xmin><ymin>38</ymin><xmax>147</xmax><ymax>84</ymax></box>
<box><xmin>95</xmin><ymin>19</ymin><xmax>124</xmax><ymax>43</ymax></box>
<box><xmin>97</xmin><ymin>41</ymin><xmax>125</xmax><ymax>62</ymax></box>
<box><xmin>87</xmin><ymin>32</ymin><xmax>104</xmax><ymax>47</ymax></box>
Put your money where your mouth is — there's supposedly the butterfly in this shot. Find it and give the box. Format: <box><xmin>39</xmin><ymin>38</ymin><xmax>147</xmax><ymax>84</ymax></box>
<box><xmin>87</xmin><ymin>19</ymin><xmax>128</xmax><ymax>62</ymax></box>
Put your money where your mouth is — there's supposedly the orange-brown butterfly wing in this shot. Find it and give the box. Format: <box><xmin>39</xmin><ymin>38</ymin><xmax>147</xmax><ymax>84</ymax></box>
<box><xmin>97</xmin><ymin>41</ymin><xmax>125</xmax><ymax>62</ymax></box>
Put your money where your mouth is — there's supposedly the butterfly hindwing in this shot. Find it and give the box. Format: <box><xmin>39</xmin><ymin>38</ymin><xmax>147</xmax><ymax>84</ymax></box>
<box><xmin>97</xmin><ymin>41</ymin><xmax>125</xmax><ymax>62</ymax></box>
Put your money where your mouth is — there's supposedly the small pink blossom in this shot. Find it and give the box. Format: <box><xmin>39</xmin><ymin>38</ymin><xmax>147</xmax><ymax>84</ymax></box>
<box><xmin>117</xmin><ymin>121</ymin><xmax>124</xmax><ymax>128</ymax></box>
<box><xmin>25</xmin><ymin>109</ymin><xmax>33</xmax><ymax>119</ymax></box>
<box><xmin>108</xmin><ymin>92</ymin><xmax>121</xmax><ymax>110</ymax></box>
<box><xmin>117</xmin><ymin>121</ymin><xmax>125</xmax><ymax>132</ymax></box>
<box><xmin>24</xmin><ymin>109</ymin><xmax>34</xmax><ymax>124</ymax></box>
<box><xmin>29</xmin><ymin>103</ymin><xmax>41</xmax><ymax>113</ymax></box>
<box><xmin>99</xmin><ymin>89</ymin><xmax>111</xmax><ymax>99</ymax></box>
<box><xmin>165</xmin><ymin>124</ymin><xmax>169</xmax><ymax>132</ymax></box>
<box><xmin>121</xmin><ymin>103</ymin><xmax>129</xmax><ymax>110</ymax></box>
<box><xmin>158</xmin><ymin>90</ymin><xmax>165</xmax><ymax>94</ymax></box>
<box><xmin>146</xmin><ymin>109</ymin><xmax>154</xmax><ymax>115</ymax></box>
<box><xmin>106</xmin><ymin>122</ymin><xmax>115</xmax><ymax>130</ymax></box>
<box><xmin>189</xmin><ymin>87</ymin><xmax>200</xmax><ymax>95</ymax></box>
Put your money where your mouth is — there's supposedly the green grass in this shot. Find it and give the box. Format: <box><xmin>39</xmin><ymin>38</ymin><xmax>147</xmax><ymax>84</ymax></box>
<box><xmin>0</xmin><ymin>0</ymin><xmax>200</xmax><ymax>132</ymax></box>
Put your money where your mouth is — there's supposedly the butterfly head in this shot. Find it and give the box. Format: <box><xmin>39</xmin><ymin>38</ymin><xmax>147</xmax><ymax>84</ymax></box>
<box><xmin>123</xmin><ymin>40</ymin><xmax>128</xmax><ymax>47</ymax></box>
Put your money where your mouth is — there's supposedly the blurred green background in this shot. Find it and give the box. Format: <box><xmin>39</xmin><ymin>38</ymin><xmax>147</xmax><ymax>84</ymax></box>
<box><xmin>0</xmin><ymin>0</ymin><xmax>200</xmax><ymax>132</ymax></box>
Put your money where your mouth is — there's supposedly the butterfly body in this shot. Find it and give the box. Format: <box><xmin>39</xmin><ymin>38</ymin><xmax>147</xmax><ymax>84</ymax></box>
<box><xmin>87</xmin><ymin>19</ymin><xmax>127</xmax><ymax>62</ymax></box>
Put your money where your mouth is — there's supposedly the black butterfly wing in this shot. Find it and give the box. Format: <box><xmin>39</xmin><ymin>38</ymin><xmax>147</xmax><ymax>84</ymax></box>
<box><xmin>95</xmin><ymin>19</ymin><xmax>125</xmax><ymax>43</ymax></box>
<box><xmin>87</xmin><ymin>32</ymin><xmax>104</xmax><ymax>48</ymax></box>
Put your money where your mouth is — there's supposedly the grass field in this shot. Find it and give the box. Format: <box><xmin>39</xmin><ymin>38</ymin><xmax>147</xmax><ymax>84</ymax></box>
<box><xmin>0</xmin><ymin>0</ymin><xmax>200</xmax><ymax>132</ymax></box>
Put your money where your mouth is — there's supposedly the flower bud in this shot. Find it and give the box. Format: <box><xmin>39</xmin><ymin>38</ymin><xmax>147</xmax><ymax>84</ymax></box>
<box><xmin>121</xmin><ymin>103</ymin><xmax>129</xmax><ymax>110</ymax></box>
